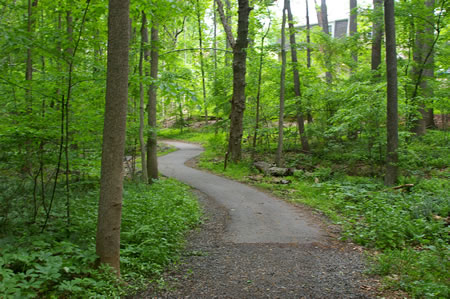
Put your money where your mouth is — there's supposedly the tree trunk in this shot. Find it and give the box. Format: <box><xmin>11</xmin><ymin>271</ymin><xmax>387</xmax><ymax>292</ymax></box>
<box><xmin>411</xmin><ymin>0</ymin><xmax>436</xmax><ymax>135</ymax></box>
<box><xmin>306</xmin><ymin>0</ymin><xmax>312</xmax><ymax>69</ymax></box>
<box><xmin>225</xmin><ymin>0</ymin><xmax>232</xmax><ymax>65</ymax></box>
<box><xmin>25</xmin><ymin>0</ymin><xmax>38</xmax><ymax>174</ymax></box>
<box><xmin>315</xmin><ymin>0</ymin><xmax>332</xmax><ymax>83</ymax></box>
<box><xmin>371</xmin><ymin>0</ymin><xmax>383</xmax><ymax>71</ymax></box>
<box><xmin>306</xmin><ymin>0</ymin><xmax>313</xmax><ymax>123</ymax></box>
<box><xmin>96</xmin><ymin>0</ymin><xmax>130</xmax><ymax>275</ymax></box>
<box><xmin>147</xmin><ymin>24</ymin><xmax>159</xmax><ymax>182</ymax></box>
<box><xmin>276</xmin><ymin>2</ymin><xmax>287</xmax><ymax>167</ymax></box>
<box><xmin>349</xmin><ymin>0</ymin><xmax>358</xmax><ymax>68</ymax></box>
<box><xmin>287</xmin><ymin>0</ymin><xmax>310</xmax><ymax>152</ymax></box>
<box><xmin>26</xmin><ymin>0</ymin><xmax>38</xmax><ymax>111</ymax></box>
<box><xmin>196</xmin><ymin>0</ymin><xmax>208</xmax><ymax>124</ymax></box>
<box><xmin>229</xmin><ymin>0</ymin><xmax>251</xmax><ymax>162</ymax></box>
<box><xmin>139</xmin><ymin>12</ymin><xmax>148</xmax><ymax>183</ymax></box>
<box><xmin>384</xmin><ymin>0</ymin><xmax>399</xmax><ymax>186</ymax></box>
<box><xmin>216</xmin><ymin>0</ymin><xmax>251</xmax><ymax>162</ymax></box>
<box><xmin>321</xmin><ymin>0</ymin><xmax>332</xmax><ymax>83</ymax></box>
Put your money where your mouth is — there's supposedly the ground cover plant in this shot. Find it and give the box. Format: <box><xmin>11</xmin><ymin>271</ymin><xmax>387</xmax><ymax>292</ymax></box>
<box><xmin>0</xmin><ymin>177</ymin><xmax>201</xmax><ymax>297</ymax></box>
<box><xmin>161</xmin><ymin>126</ymin><xmax>449</xmax><ymax>298</ymax></box>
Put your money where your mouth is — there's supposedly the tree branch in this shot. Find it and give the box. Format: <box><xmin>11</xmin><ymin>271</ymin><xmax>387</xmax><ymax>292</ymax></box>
<box><xmin>215</xmin><ymin>0</ymin><xmax>235</xmax><ymax>48</ymax></box>
<box><xmin>161</xmin><ymin>47</ymin><xmax>232</xmax><ymax>56</ymax></box>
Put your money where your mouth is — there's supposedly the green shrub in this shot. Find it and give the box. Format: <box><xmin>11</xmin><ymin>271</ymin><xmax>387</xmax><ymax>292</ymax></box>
<box><xmin>0</xmin><ymin>179</ymin><xmax>201</xmax><ymax>297</ymax></box>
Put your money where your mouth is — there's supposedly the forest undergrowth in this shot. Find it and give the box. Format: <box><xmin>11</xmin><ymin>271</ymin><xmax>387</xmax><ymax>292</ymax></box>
<box><xmin>160</xmin><ymin>126</ymin><xmax>449</xmax><ymax>298</ymax></box>
<box><xmin>0</xmin><ymin>174</ymin><xmax>201</xmax><ymax>297</ymax></box>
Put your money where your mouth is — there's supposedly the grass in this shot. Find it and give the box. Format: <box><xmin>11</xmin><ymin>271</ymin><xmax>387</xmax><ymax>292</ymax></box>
<box><xmin>163</xmin><ymin>127</ymin><xmax>449</xmax><ymax>298</ymax></box>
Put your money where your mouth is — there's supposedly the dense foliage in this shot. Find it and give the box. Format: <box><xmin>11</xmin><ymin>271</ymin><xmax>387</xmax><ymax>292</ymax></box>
<box><xmin>0</xmin><ymin>178</ymin><xmax>200</xmax><ymax>297</ymax></box>
<box><xmin>0</xmin><ymin>0</ymin><xmax>448</xmax><ymax>297</ymax></box>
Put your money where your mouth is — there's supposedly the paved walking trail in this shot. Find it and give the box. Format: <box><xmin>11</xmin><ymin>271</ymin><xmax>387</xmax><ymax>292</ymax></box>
<box><xmin>159</xmin><ymin>141</ymin><xmax>324</xmax><ymax>244</ymax></box>
<box><xmin>141</xmin><ymin>141</ymin><xmax>376</xmax><ymax>298</ymax></box>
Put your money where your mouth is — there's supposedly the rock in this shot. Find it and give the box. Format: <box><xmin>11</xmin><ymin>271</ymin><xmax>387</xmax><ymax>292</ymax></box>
<box><xmin>254</xmin><ymin>161</ymin><xmax>294</xmax><ymax>177</ymax></box>
<box><xmin>254</xmin><ymin>161</ymin><xmax>271</xmax><ymax>173</ymax></box>
<box><xmin>272</xmin><ymin>178</ymin><xmax>292</xmax><ymax>184</ymax></box>
<box><xmin>267</xmin><ymin>167</ymin><xmax>294</xmax><ymax>177</ymax></box>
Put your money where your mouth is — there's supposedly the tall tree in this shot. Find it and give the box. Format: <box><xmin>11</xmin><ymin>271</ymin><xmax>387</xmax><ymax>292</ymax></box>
<box><xmin>315</xmin><ymin>0</ymin><xmax>332</xmax><ymax>83</ymax></box>
<box><xmin>139</xmin><ymin>12</ymin><xmax>149</xmax><ymax>183</ymax></box>
<box><xmin>276</xmin><ymin>0</ymin><xmax>287</xmax><ymax>167</ymax></box>
<box><xmin>25</xmin><ymin>0</ymin><xmax>38</xmax><ymax>174</ymax></box>
<box><xmin>96</xmin><ymin>0</ymin><xmax>130</xmax><ymax>275</ymax></box>
<box><xmin>411</xmin><ymin>0</ymin><xmax>436</xmax><ymax>135</ymax></box>
<box><xmin>371</xmin><ymin>0</ymin><xmax>383</xmax><ymax>72</ymax></box>
<box><xmin>306</xmin><ymin>0</ymin><xmax>314</xmax><ymax>123</ymax></box>
<box><xmin>384</xmin><ymin>0</ymin><xmax>399</xmax><ymax>186</ymax></box>
<box><xmin>306</xmin><ymin>0</ymin><xmax>312</xmax><ymax>69</ymax></box>
<box><xmin>215</xmin><ymin>0</ymin><xmax>252</xmax><ymax>162</ymax></box>
<box><xmin>349</xmin><ymin>0</ymin><xmax>358</xmax><ymax>68</ymax></box>
<box><xmin>196</xmin><ymin>0</ymin><xmax>208</xmax><ymax>124</ymax></box>
<box><xmin>287</xmin><ymin>0</ymin><xmax>310</xmax><ymax>152</ymax></box>
<box><xmin>147</xmin><ymin>23</ymin><xmax>159</xmax><ymax>182</ymax></box>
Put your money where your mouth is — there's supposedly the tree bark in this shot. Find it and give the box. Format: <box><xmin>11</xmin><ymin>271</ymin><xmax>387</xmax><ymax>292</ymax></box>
<box><xmin>216</xmin><ymin>0</ymin><xmax>252</xmax><ymax>162</ymax></box>
<box><xmin>384</xmin><ymin>0</ymin><xmax>399</xmax><ymax>186</ymax></box>
<box><xmin>287</xmin><ymin>0</ymin><xmax>310</xmax><ymax>153</ymax></box>
<box><xmin>228</xmin><ymin>0</ymin><xmax>251</xmax><ymax>162</ymax></box>
<box><xmin>139</xmin><ymin>12</ymin><xmax>148</xmax><ymax>183</ymax></box>
<box><xmin>147</xmin><ymin>23</ymin><xmax>159</xmax><ymax>182</ymax></box>
<box><xmin>276</xmin><ymin>2</ymin><xmax>287</xmax><ymax>167</ymax></box>
<box><xmin>96</xmin><ymin>0</ymin><xmax>130</xmax><ymax>275</ymax></box>
<box><xmin>371</xmin><ymin>0</ymin><xmax>383</xmax><ymax>71</ymax></box>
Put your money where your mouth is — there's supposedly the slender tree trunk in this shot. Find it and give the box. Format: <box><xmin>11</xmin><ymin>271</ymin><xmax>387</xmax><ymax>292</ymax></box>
<box><xmin>213</xmin><ymin>0</ymin><xmax>218</xmax><ymax>72</ymax></box>
<box><xmin>252</xmin><ymin>18</ymin><xmax>271</xmax><ymax>158</ymax></box>
<box><xmin>276</xmin><ymin>2</ymin><xmax>287</xmax><ymax>167</ymax></box>
<box><xmin>225</xmin><ymin>0</ymin><xmax>232</xmax><ymax>65</ymax></box>
<box><xmin>146</xmin><ymin>24</ymin><xmax>159</xmax><ymax>182</ymax></box>
<box><xmin>306</xmin><ymin>0</ymin><xmax>313</xmax><ymax>123</ymax></box>
<box><xmin>384</xmin><ymin>0</ymin><xmax>398</xmax><ymax>186</ymax></box>
<box><xmin>26</xmin><ymin>0</ymin><xmax>38</xmax><ymax>112</ymax></box>
<box><xmin>371</xmin><ymin>0</ymin><xmax>383</xmax><ymax>72</ymax></box>
<box><xmin>25</xmin><ymin>0</ymin><xmax>38</xmax><ymax>174</ymax></box>
<box><xmin>65</xmin><ymin>9</ymin><xmax>73</xmax><ymax>229</ymax></box>
<box><xmin>287</xmin><ymin>0</ymin><xmax>310</xmax><ymax>152</ymax></box>
<box><xmin>306</xmin><ymin>0</ymin><xmax>312</xmax><ymax>69</ymax></box>
<box><xmin>320</xmin><ymin>0</ymin><xmax>332</xmax><ymax>84</ymax></box>
<box><xmin>139</xmin><ymin>12</ymin><xmax>148</xmax><ymax>183</ymax></box>
<box><xmin>411</xmin><ymin>0</ymin><xmax>436</xmax><ymax>134</ymax></box>
<box><xmin>96</xmin><ymin>0</ymin><xmax>130</xmax><ymax>275</ymax></box>
<box><xmin>315</xmin><ymin>0</ymin><xmax>332</xmax><ymax>83</ymax></box>
<box><xmin>196</xmin><ymin>0</ymin><xmax>208</xmax><ymax>124</ymax></box>
<box><xmin>349</xmin><ymin>0</ymin><xmax>358</xmax><ymax>68</ymax></box>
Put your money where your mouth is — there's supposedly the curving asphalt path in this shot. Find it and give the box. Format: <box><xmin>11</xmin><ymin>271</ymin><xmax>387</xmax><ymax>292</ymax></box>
<box><xmin>158</xmin><ymin>141</ymin><xmax>326</xmax><ymax>244</ymax></box>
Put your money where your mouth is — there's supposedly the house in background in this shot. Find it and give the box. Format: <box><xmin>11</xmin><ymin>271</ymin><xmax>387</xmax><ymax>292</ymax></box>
<box><xmin>299</xmin><ymin>18</ymin><xmax>350</xmax><ymax>38</ymax></box>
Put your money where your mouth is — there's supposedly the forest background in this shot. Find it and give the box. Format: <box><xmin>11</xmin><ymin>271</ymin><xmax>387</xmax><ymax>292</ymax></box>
<box><xmin>0</xmin><ymin>0</ymin><xmax>448</xmax><ymax>297</ymax></box>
